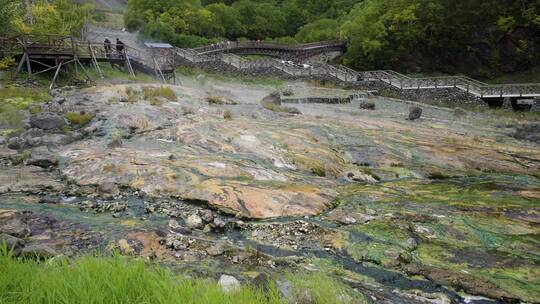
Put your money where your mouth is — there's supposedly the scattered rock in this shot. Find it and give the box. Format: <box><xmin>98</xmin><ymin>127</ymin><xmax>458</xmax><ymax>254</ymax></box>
<box><xmin>453</xmin><ymin>107</ymin><xmax>467</xmax><ymax>117</ymax></box>
<box><xmin>206</xmin><ymin>240</ymin><xmax>233</xmax><ymax>256</ymax></box>
<box><xmin>359</xmin><ymin>101</ymin><xmax>376</xmax><ymax>110</ymax></box>
<box><xmin>27</xmin><ymin>151</ymin><xmax>58</xmax><ymax>168</ymax></box>
<box><xmin>168</xmin><ymin>219</ymin><xmax>192</xmax><ymax>234</ymax></box>
<box><xmin>0</xmin><ymin>136</ymin><xmax>6</xmax><ymax>145</ymax></box>
<box><xmin>7</xmin><ymin>137</ymin><xmax>23</xmax><ymax>150</ymax></box>
<box><xmin>98</xmin><ymin>182</ymin><xmax>120</xmax><ymax>197</ymax></box>
<box><xmin>261</xmin><ymin>91</ymin><xmax>282</xmax><ymax>105</ymax></box>
<box><xmin>39</xmin><ymin>195</ymin><xmax>59</xmax><ymax>204</ymax></box>
<box><xmin>107</xmin><ymin>138</ymin><xmax>123</xmax><ymax>149</ymax></box>
<box><xmin>282</xmin><ymin>86</ymin><xmax>294</xmax><ymax>96</ymax></box>
<box><xmin>185</xmin><ymin>214</ymin><xmax>203</xmax><ymax>229</ymax></box>
<box><xmin>200</xmin><ymin>209</ymin><xmax>214</xmax><ymax>223</ymax></box>
<box><xmin>0</xmin><ymin>218</ymin><xmax>30</xmax><ymax>238</ymax></box>
<box><xmin>29</xmin><ymin>112</ymin><xmax>67</xmax><ymax>130</ymax></box>
<box><xmin>218</xmin><ymin>274</ymin><xmax>241</xmax><ymax>293</ymax></box>
<box><xmin>408</xmin><ymin>106</ymin><xmax>423</xmax><ymax>120</ymax></box>
<box><xmin>213</xmin><ymin>217</ymin><xmax>227</xmax><ymax>230</ymax></box>
<box><xmin>20</xmin><ymin>244</ymin><xmax>57</xmax><ymax>259</ymax></box>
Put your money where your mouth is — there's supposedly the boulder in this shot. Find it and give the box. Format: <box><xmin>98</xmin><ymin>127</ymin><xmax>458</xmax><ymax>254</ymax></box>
<box><xmin>29</xmin><ymin>112</ymin><xmax>66</xmax><ymax>130</ymax></box>
<box><xmin>0</xmin><ymin>218</ymin><xmax>30</xmax><ymax>238</ymax></box>
<box><xmin>7</xmin><ymin>137</ymin><xmax>23</xmax><ymax>150</ymax></box>
<box><xmin>200</xmin><ymin>209</ymin><xmax>214</xmax><ymax>223</ymax></box>
<box><xmin>206</xmin><ymin>240</ymin><xmax>233</xmax><ymax>256</ymax></box>
<box><xmin>98</xmin><ymin>182</ymin><xmax>120</xmax><ymax>197</ymax></box>
<box><xmin>20</xmin><ymin>244</ymin><xmax>57</xmax><ymax>259</ymax></box>
<box><xmin>261</xmin><ymin>91</ymin><xmax>282</xmax><ymax>106</ymax></box>
<box><xmin>359</xmin><ymin>101</ymin><xmax>376</xmax><ymax>110</ymax></box>
<box><xmin>218</xmin><ymin>274</ymin><xmax>241</xmax><ymax>293</ymax></box>
<box><xmin>27</xmin><ymin>151</ymin><xmax>58</xmax><ymax>168</ymax></box>
<box><xmin>408</xmin><ymin>106</ymin><xmax>423</xmax><ymax>120</ymax></box>
<box><xmin>185</xmin><ymin>214</ymin><xmax>203</xmax><ymax>229</ymax></box>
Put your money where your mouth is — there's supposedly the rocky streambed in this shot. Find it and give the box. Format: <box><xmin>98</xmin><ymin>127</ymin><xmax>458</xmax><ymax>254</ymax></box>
<box><xmin>0</xmin><ymin>78</ymin><xmax>539</xmax><ymax>303</ymax></box>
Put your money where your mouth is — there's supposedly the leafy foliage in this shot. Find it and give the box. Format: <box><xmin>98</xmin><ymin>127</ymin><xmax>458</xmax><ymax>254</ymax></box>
<box><xmin>126</xmin><ymin>0</ymin><xmax>540</xmax><ymax>76</ymax></box>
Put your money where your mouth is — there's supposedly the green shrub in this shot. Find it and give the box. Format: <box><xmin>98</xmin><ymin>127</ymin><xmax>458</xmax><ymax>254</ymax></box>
<box><xmin>65</xmin><ymin>111</ymin><xmax>93</xmax><ymax>126</ymax></box>
<box><xmin>206</xmin><ymin>95</ymin><xmax>225</xmax><ymax>105</ymax></box>
<box><xmin>223</xmin><ymin>110</ymin><xmax>232</xmax><ymax>120</ymax></box>
<box><xmin>143</xmin><ymin>86</ymin><xmax>177</xmax><ymax>102</ymax></box>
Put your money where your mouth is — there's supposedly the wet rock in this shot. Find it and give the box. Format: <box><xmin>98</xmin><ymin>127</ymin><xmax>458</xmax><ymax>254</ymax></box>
<box><xmin>29</xmin><ymin>112</ymin><xmax>66</xmax><ymax>130</ymax></box>
<box><xmin>408</xmin><ymin>106</ymin><xmax>423</xmax><ymax>120</ymax></box>
<box><xmin>39</xmin><ymin>195</ymin><xmax>59</xmax><ymax>204</ymax></box>
<box><xmin>200</xmin><ymin>209</ymin><xmax>214</xmax><ymax>223</ymax></box>
<box><xmin>206</xmin><ymin>240</ymin><xmax>233</xmax><ymax>256</ymax></box>
<box><xmin>453</xmin><ymin>107</ymin><xmax>467</xmax><ymax>117</ymax></box>
<box><xmin>78</xmin><ymin>200</ymin><xmax>127</xmax><ymax>213</ymax></box>
<box><xmin>218</xmin><ymin>274</ymin><xmax>241</xmax><ymax>293</ymax></box>
<box><xmin>0</xmin><ymin>233</ymin><xmax>25</xmax><ymax>251</ymax></box>
<box><xmin>359</xmin><ymin>101</ymin><xmax>376</xmax><ymax>110</ymax></box>
<box><xmin>98</xmin><ymin>182</ymin><xmax>120</xmax><ymax>197</ymax></box>
<box><xmin>20</xmin><ymin>244</ymin><xmax>57</xmax><ymax>259</ymax></box>
<box><xmin>185</xmin><ymin>214</ymin><xmax>203</xmax><ymax>229</ymax></box>
<box><xmin>27</xmin><ymin>151</ymin><xmax>58</xmax><ymax>168</ymax></box>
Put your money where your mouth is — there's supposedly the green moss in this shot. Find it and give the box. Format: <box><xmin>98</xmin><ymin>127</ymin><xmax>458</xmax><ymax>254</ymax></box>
<box><xmin>65</xmin><ymin>112</ymin><xmax>93</xmax><ymax>126</ymax></box>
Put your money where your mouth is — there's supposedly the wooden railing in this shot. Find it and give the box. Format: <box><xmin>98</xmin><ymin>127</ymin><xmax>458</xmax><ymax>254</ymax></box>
<box><xmin>193</xmin><ymin>40</ymin><xmax>346</xmax><ymax>54</ymax></box>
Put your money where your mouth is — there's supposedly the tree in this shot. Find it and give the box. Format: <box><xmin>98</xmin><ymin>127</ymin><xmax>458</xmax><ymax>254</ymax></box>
<box><xmin>0</xmin><ymin>0</ymin><xmax>22</xmax><ymax>35</ymax></box>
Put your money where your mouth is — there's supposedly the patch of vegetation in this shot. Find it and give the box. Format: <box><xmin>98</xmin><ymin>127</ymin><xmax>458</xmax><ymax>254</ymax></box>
<box><xmin>143</xmin><ymin>86</ymin><xmax>177</xmax><ymax>102</ymax></box>
<box><xmin>206</xmin><ymin>95</ymin><xmax>225</xmax><ymax>104</ymax></box>
<box><xmin>261</xmin><ymin>101</ymin><xmax>300</xmax><ymax>114</ymax></box>
<box><xmin>285</xmin><ymin>272</ymin><xmax>366</xmax><ymax>304</ymax></box>
<box><xmin>65</xmin><ymin>111</ymin><xmax>93</xmax><ymax>126</ymax></box>
<box><xmin>223</xmin><ymin>110</ymin><xmax>232</xmax><ymax>120</ymax></box>
<box><xmin>177</xmin><ymin>67</ymin><xmax>284</xmax><ymax>87</ymax></box>
<box><xmin>0</xmin><ymin>104</ymin><xmax>25</xmax><ymax>128</ymax></box>
<box><xmin>0</xmin><ymin>249</ymin><xmax>364</xmax><ymax>304</ymax></box>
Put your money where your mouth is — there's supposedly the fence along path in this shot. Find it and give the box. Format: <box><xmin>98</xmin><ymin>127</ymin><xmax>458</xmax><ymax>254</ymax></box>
<box><xmin>0</xmin><ymin>33</ymin><xmax>175</xmax><ymax>87</ymax></box>
<box><xmin>176</xmin><ymin>41</ymin><xmax>540</xmax><ymax>99</ymax></box>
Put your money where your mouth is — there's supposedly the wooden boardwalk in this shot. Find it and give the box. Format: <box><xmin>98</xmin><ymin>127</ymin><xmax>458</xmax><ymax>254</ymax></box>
<box><xmin>2</xmin><ymin>33</ymin><xmax>539</xmax><ymax>102</ymax></box>
<box><xmin>0</xmin><ymin>34</ymin><xmax>175</xmax><ymax>88</ymax></box>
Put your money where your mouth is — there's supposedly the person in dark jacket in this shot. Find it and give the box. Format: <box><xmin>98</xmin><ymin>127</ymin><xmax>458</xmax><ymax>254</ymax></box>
<box><xmin>103</xmin><ymin>37</ymin><xmax>112</xmax><ymax>57</ymax></box>
<box><xmin>116</xmin><ymin>38</ymin><xmax>125</xmax><ymax>58</ymax></box>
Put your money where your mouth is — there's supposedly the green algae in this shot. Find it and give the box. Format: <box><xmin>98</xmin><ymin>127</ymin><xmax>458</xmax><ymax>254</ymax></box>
<box><xmin>333</xmin><ymin>174</ymin><xmax>540</xmax><ymax>301</ymax></box>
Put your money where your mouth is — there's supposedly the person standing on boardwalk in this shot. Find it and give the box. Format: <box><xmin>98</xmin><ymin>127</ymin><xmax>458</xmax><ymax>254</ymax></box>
<box><xmin>103</xmin><ymin>37</ymin><xmax>112</xmax><ymax>58</ymax></box>
<box><xmin>116</xmin><ymin>38</ymin><xmax>125</xmax><ymax>59</ymax></box>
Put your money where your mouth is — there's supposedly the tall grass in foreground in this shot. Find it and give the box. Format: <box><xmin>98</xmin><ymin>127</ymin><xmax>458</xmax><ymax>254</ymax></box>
<box><xmin>0</xmin><ymin>249</ymin><xmax>364</xmax><ymax>304</ymax></box>
<box><xmin>0</xmin><ymin>251</ymin><xmax>282</xmax><ymax>304</ymax></box>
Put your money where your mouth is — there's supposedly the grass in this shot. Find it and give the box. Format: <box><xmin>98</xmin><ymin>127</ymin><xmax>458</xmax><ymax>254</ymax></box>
<box><xmin>87</xmin><ymin>63</ymin><xmax>156</xmax><ymax>83</ymax></box>
<box><xmin>177</xmin><ymin>67</ymin><xmax>285</xmax><ymax>87</ymax></box>
<box><xmin>206</xmin><ymin>95</ymin><xmax>225</xmax><ymax>104</ymax></box>
<box><xmin>65</xmin><ymin>112</ymin><xmax>93</xmax><ymax>126</ymax></box>
<box><xmin>143</xmin><ymin>86</ymin><xmax>177</xmax><ymax>102</ymax></box>
<box><xmin>0</xmin><ymin>248</ymin><xmax>363</xmax><ymax>304</ymax></box>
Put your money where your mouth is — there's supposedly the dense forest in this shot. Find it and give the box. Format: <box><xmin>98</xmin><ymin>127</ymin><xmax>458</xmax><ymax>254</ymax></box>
<box><xmin>1</xmin><ymin>0</ymin><xmax>539</xmax><ymax>77</ymax></box>
<box><xmin>125</xmin><ymin>0</ymin><xmax>540</xmax><ymax>77</ymax></box>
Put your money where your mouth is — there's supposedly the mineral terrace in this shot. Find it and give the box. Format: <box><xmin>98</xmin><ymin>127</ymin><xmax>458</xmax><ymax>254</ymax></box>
<box><xmin>1</xmin><ymin>76</ymin><xmax>539</xmax><ymax>303</ymax></box>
